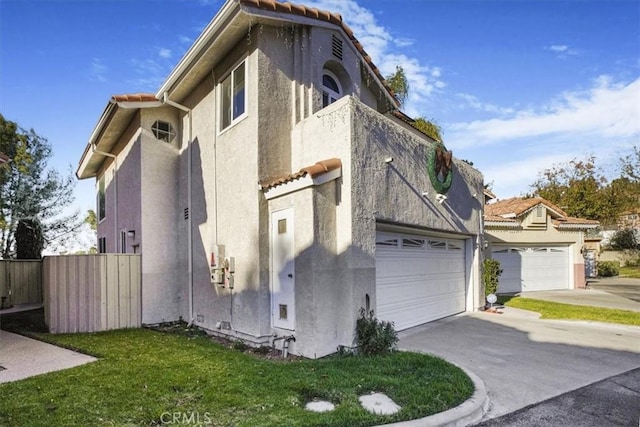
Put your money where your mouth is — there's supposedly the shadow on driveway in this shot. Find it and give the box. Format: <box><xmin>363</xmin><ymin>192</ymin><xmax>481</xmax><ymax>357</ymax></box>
<box><xmin>398</xmin><ymin>307</ymin><xmax>640</xmax><ymax>422</ymax></box>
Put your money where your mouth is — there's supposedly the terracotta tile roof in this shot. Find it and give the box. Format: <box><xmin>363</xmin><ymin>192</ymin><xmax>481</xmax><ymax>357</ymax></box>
<box><xmin>111</xmin><ymin>93</ymin><xmax>158</xmax><ymax>103</ymax></box>
<box><xmin>0</xmin><ymin>152</ymin><xmax>9</xmax><ymax>164</ymax></box>
<box><xmin>484</xmin><ymin>214</ymin><xmax>517</xmax><ymax>223</ymax></box>
<box><xmin>485</xmin><ymin>196</ymin><xmax>599</xmax><ymax>227</ymax></box>
<box><xmin>484</xmin><ymin>197</ymin><xmax>568</xmax><ymax>219</ymax></box>
<box><xmin>240</xmin><ymin>0</ymin><xmax>399</xmax><ymax>107</ymax></box>
<box><xmin>260</xmin><ymin>158</ymin><xmax>341</xmax><ymax>190</ymax></box>
<box><xmin>553</xmin><ymin>217</ymin><xmax>600</xmax><ymax>226</ymax></box>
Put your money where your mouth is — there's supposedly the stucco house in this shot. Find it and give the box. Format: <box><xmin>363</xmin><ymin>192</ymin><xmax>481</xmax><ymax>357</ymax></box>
<box><xmin>76</xmin><ymin>0</ymin><xmax>485</xmax><ymax>358</ymax></box>
<box><xmin>484</xmin><ymin>197</ymin><xmax>599</xmax><ymax>293</ymax></box>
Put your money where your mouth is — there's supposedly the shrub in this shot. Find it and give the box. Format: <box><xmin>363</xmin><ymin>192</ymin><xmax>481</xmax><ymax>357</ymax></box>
<box><xmin>483</xmin><ymin>258</ymin><xmax>503</xmax><ymax>296</ymax></box>
<box><xmin>611</xmin><ymin>228</ymin><xmax>640</xmax><ymax>251</ymax></box>
<box><xmin>355</xmin><ymin>308</ymin><xmax>398</xmax><ymax>356</ymax></box>
<box><xmin>598</xmin><ymin>261</ymin><xmax>620</xmax><ymax>277</ymax></box>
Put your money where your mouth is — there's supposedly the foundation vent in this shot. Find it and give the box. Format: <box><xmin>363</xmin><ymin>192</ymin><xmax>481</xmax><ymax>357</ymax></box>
<box><xmin>184</xmin><ymin>207</ymin><xmax>190</xmax><ymax>220</ymax></box>
<box><xmin>332</xmin><ymin>34</ymin><xmax>343</xmax><ymax>60</ymax></box>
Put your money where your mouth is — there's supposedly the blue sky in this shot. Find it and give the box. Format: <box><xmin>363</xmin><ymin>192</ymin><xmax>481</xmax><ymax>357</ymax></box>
<box><xmin>1</xmin><ymin>0</ymin><xmax>639</xmax><ymax>221</ymax></box>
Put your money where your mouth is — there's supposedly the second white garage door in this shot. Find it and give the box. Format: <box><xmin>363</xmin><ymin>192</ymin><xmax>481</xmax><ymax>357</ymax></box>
<box><xmin>492</xmin><ymin>245</ymin><xmax>570</xmax><ymax>293</ymax></box>
<box><xmin>375</xmin><ymin>232</ymin><xmax>467</xmax><ymax>331</ymax></box>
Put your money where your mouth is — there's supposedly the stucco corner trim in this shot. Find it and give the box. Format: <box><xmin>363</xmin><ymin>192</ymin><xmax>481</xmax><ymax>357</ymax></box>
<box><xmin>263</xmin><ymin>167</ymin><xmax>342</xmax><ymax>200</ymax></box>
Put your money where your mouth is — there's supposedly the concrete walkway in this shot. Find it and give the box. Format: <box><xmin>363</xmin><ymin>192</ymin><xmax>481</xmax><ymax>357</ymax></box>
<box><xmin>398</xmin><ymin>307</ymin><xmax>640</xmax><ymax>422</ymax></box>
<box><xmin>0</xmin><ymin>330</ymin><xmax>96</xmax><ymax>383</ymax></box>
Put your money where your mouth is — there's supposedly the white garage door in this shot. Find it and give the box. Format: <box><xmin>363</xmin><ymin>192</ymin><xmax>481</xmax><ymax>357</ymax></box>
<box><xmin>492</xmin><ymin>246</ymin><xmax>570</xmax><ymax>293</ymax></box>
<box><xmin>375</xmin><ymin>232</ymin><xmax>467</xmax><ymax>331</ymax></box>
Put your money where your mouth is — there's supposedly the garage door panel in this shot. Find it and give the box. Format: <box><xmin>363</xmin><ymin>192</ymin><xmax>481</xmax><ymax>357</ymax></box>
<box><xmin>375</xmin><ymin>232</ymin><xmax>467</xmax><ymax>331</ymax></box>
<box><xmin>493</xmin><ymin>246</ymin><xmax>569</xmax><ymax>293</ymax></box>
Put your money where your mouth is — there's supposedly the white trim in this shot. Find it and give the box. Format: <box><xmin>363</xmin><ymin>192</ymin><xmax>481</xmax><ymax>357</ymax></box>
<box><xmin>556</xmin><ymin>223</ymin><xmax>599</xmax><ymax>230</ymax></box>
<box><xmin>217</xmin><ymin>58</ymin><xmax>248</xmax><ymax>133</ymax></box>
<box><xmin>484</xmin><ymin>221</ymin><xmax>521</xmax><ymax>228</ymax></box>
<box><xmin>263</xmin><ymin>167</ymin><xmax>342</xmax><ymax>200</ymax></box>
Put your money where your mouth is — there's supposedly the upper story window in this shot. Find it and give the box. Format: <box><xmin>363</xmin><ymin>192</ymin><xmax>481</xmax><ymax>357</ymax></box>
<box><xmin>322</xmin><ymin>70</ymin><xmax>342</xmax><ymax>108</ymax></box>
<box><xmin>151</xmin><ymin>120</ymin><xmax>175</xmax><ymax>142</ymax></box>
<box><xmin>220</xmin><ymin>60</ymin><xmax>246</xmax><ymax>130</ymax></box>
<box><xmin>97</xmin><ymin>177</ymin><xmax>106</xmax><ymax>221</ymax></box>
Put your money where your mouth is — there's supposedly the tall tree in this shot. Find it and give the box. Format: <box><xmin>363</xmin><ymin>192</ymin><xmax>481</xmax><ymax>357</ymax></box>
<box><xmin>15</xmin><ymin>219</ymin><xmax>44</xmax><ymax>259</ymax></box>
<box><xmin>0</xmin><ymin>114</ymin><xmax>81</xmax><ymax>258</ymax></box>
<box><xmin>385</xmin><ymin>66</ymin><xmax>443</xmax><ymax>142</ymax></box>
<box><xmin>529</xmin><ymin>156</ymin><xmax>635</xmax><ymax>225</ymax></box>
<box><xmin>620</xmin><ymin>145</ymin><xmax>639</xmax><ymax>181</ymax></box>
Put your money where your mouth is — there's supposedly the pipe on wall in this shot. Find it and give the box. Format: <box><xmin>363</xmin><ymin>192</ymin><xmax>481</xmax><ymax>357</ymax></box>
<box><xmin>161</xmin><ymin>93</ymin><xmax>194</xmax><ymax>326</ymax></box>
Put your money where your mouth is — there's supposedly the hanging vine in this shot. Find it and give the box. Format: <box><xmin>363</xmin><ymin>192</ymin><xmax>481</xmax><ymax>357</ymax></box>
<box><xmin>428</xmin><ymin>142</ymin><xmax>453</xmax><ymax>194</ymax></box>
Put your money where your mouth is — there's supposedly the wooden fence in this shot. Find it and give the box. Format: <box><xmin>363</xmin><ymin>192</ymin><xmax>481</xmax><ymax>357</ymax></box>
<box><xmin>43</xmin><ymin>254</ymin><xmax>142</xmax><ymax>333</ymax></box>
<box><xmin>0</xmin><ymin>260</ymin><xmax>42</xmax><ymax>307</ymax></box>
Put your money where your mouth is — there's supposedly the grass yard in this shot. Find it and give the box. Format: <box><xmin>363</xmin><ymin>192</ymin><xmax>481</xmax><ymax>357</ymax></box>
<box><xmin>0</xmin><ymin>327</ymin><xmax>473</xmax><ymax>427</ymax></box>
<box><xmin>500</xmin><ymin>297</ymin><xmax>640</xmax><ymax>326</ymax></box>
<box><xmin>620</xmin><ymin>265</ymin><xmax>640</xmax><ymax>278</ymax></box>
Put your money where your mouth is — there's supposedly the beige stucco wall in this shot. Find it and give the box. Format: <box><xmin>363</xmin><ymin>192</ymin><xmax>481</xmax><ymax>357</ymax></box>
<box><xmin>285</xmin><ymin>97</ymin><xmax>484</xmax><ymax>358</ymax></box>
<box><xmin>93</xmin><ymin>20</ymin><xmax>482</xmax><ymax>358</ymax></box>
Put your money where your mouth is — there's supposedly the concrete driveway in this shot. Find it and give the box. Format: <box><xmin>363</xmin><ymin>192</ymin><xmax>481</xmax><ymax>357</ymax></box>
<box><xmin>398</xmin><ymin>307</ymin><xmax>640</xmax><ymax>422</ymax></box>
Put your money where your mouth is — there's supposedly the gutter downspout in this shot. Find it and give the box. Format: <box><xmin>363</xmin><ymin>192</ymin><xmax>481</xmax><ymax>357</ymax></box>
<box><xmin>162</xmin><ymin>93</ymin><xmax>194</xmax><ymax>326</ymax></box>
<box><xmin>92</xmin><ymin>145</ymin><xmax>117</xmax><ymax>251</ymax></box>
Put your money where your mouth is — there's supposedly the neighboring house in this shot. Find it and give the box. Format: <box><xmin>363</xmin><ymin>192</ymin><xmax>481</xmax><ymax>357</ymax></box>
<box><xmin>619</xmin><ymin>208</ymin><xmax>640</xmax><ymax>230</ymax></box>
<box><xmin>484</xmin><ymin>197</ymin><xmax>599</xmax><ymax>293</ymax></box>
<box><xmin>76</xmin><ymin>0</ymin><xmax>484</xmax><ymax>358</ymax></box>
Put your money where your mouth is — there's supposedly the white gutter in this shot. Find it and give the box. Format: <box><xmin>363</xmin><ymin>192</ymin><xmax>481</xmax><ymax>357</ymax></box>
<box><xmin>161</xmin><ymin>93</ymin><xmax>194</xmax><ymax>326</ymax></box>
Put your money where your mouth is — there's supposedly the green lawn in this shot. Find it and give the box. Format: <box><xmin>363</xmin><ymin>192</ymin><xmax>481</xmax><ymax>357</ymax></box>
<box><xmin>620</xmin><ymin>265</ymin><xmax>640</xmax><ymax>278</ymax></box>
<box><xmin>0</xmin><ymin>328</ymin><xmax>473</xmax><ymax>427</ymax></box>
<box><xmin>500</xmin><ymin>297</ymin><xmax>640</xmax><ymax>326</ymax></box>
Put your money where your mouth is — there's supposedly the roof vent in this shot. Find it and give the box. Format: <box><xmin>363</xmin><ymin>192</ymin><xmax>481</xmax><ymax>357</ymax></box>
<box><xmin>332</xmin><ymin>34</ymin><xmax>343</xmax><ymax>60</ymax></box>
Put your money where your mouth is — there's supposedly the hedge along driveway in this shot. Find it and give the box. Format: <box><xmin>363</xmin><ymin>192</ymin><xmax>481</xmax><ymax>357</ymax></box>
<box><xmin>0</xmin><ymin>328</ymin><xmax>473</xmax><ymax>427</ymax></box>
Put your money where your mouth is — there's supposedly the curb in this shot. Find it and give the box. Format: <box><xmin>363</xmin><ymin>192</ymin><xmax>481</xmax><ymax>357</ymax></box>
<box><xmin>378</xmin><ymin>366</ymin><xmax>489</xmax><ymax>427</ymax></box>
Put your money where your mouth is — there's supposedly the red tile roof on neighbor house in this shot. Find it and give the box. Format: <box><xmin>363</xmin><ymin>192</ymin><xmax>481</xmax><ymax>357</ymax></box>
<box><xmin>260</xmin><ymin>158</ymin><xmax>342</xmax><ymax>190</ymax></box>
<box><xmin>485</xmin><ymin>197</ymin><xmax>599</xmax><ymax>227</ymax></box>
<box><xmin>0</xmin><ymin>152</ymin><xmax>9</xmax><ymax>164</ymax></box>
<box><xmin>240</xmin><ymin>0</ymin><xmax>399</xmax><ymax>106</ymax></box>
<box><xmin>111</xmin><ymin>93</ymin><xmax>158</xmax><ymax>103</ymax></box>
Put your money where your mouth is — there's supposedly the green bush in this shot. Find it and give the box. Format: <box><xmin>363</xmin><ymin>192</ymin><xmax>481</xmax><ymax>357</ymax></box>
<box><xmin>355</xmin><ymin>308</ymin><xmax>398</xmax><ymax>356</ymax></box>
<box><xmin>598</xmin><ymin>261</ymin><xmax>620</xmax><ymax>277</ymax></box>
<box><xmin>611</xmin><ymin>229</ymin><xmax>640</xmax><ymax>250</ymax></box>
<box><xmin>483</xmin><ymin>258</ymin><xmax>503</xmax><ymax>296</ymax></box>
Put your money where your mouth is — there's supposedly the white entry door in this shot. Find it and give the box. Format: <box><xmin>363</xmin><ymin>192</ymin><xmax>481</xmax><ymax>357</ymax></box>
<box><xmin>271</xmin><ymin>208</ymin><xmax>295</xmax><ymax>330</ymax></box>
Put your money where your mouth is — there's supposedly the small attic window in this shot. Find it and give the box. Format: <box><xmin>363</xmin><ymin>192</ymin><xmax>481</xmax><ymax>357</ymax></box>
<box><xmin>151</xmin><ymin>120</ymin><xmax>175</xmax><ymax>142</ymax></box>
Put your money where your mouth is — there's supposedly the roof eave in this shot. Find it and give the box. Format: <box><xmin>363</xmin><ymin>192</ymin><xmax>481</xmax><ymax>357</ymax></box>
<box><xmin>484</xmin><ymin>221</ymin><xmax>521</xmax><ymax>228</ymax></box>
<box><xmin>155</xmin><ymin>0</ymin><xmax>240</xmax><ymax>100</ymax></box>
<box><xmin>77</xmin><ymin>100</ymin><xmax>118</xmax><ymax>179</ymax></box>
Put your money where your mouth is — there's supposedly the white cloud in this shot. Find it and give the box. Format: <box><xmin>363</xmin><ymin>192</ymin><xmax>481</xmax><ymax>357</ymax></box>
<box><xmin>159</xmin><ymin>48</ymin><xmax>172</xmax><ymax>59</ymax></box>
<box><xmin>448</xmin><ymin>75</ymin><xmax>640</xmax><ymax>149</ymax></box>
<box><xmin>89</xmin><ymin>57</ymin><xmax>107</xmax><ymax>83</ymax></box>
<box><xmin>483</xmin><ymin>153</ymin><xmax>576</xmax><ymax>198</ymax></box>
<box><xmin>456</xmin><ymin>93</ymin><xmax>515</xmax><ymax>116</ymax></box>
<box><xmin>546</xmin><ymin>44</ymin><xmax>579</xmax><ymax>57</ymax></box>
